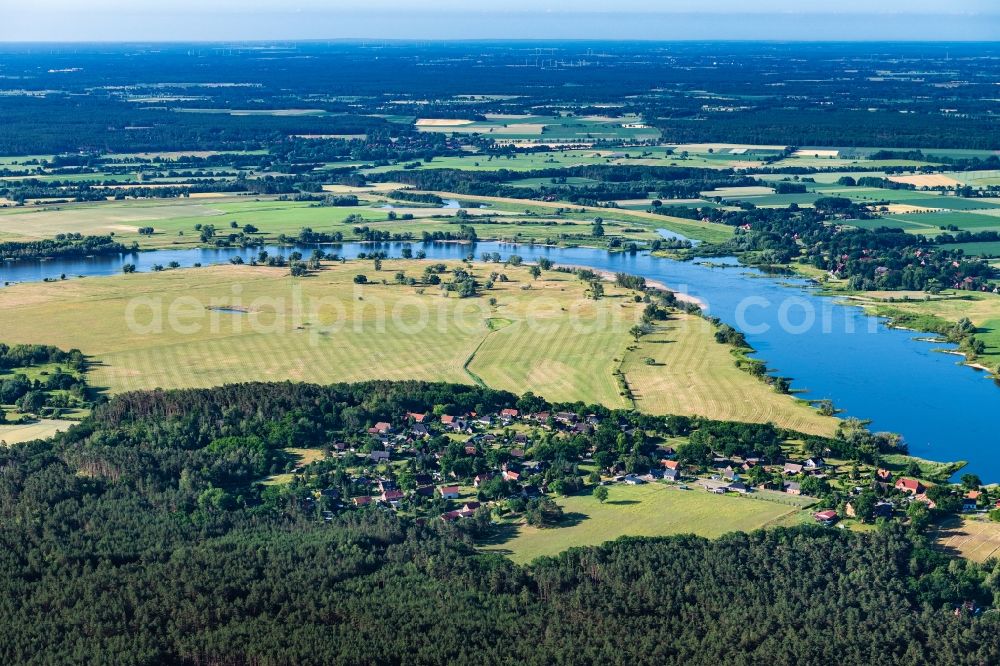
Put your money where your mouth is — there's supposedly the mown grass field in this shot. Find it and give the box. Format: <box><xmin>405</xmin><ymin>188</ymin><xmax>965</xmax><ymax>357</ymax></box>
<box><xmin>0</xmin><ymin>189</ymin><xmax>704</xmax><ymax>247</ymax></box>
<box><xmin>621</xmin><ymin>314</ymin><xmax>839</xmax><ymax>436</ymax></box>
<box><xmin>0</xmin><ymin>260</ymin><xmax>834</xmax><ymax>432</ymax></box>
<box><xmin>482</xmin><ymin>483</ymin><xmax>810</xmax><ymax>564</ymax></box>
<box><xmin>0</xmin><ymin>262</ymin><xmax>646</xmax><ymax>401</ymax></box>
<box><xmin>933</xmin><ymin>516</ymin><xmax>1000</xmax><ymax>562</ymax></box>
<box><xmin>0</xmin><ymin>419</ymin><xmax>76</xmax><ymax>445</ymax></box>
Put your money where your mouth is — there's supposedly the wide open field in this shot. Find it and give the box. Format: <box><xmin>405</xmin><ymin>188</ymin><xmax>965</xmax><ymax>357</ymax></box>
<box><xmin>482</xmin><ymin>483</ymin><xmax>811</xmax><ymax>564</ymax></box>
<box><xmin>621</xmin><ymin>314</ymin><xmax>838</xmax><ymax>436</ymax></box>
<box><xmin>0</xmin><ymin>262</ymin><xmax>645</xmax><ymax>402</ymax></box>
<box><xmin>0</xmin><ymin>419</ymin><xmax>76</xmax><ymax>445</ymax></box>
<box><xmin>933</xmin><ymin>516</ymin><xmax>1000</xmax><ymax>562</ymax></box>
<box><xmin>0</xmin><ymin>261</ymin><xmax>831</xmax><ymax>432</ymax></box>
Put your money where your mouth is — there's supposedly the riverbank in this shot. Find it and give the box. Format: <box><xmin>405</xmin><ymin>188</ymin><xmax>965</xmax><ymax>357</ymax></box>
<box><xmin>553</xmin><ymin>262</ymin><xmax>707</xmax><ymax>308</ymax></box>
<box><xmin>2</xmin><ymin>237</ymin><xmax>999</xmax><ymax>480</ymax></box>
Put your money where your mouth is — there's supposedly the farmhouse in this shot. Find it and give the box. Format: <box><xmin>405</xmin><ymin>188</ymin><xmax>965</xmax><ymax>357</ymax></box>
<box><xmin>895</xmin><ymin>478</ymin><xmax>925</xmax><ymax>495</ymax></box>
<box><xmin>783</xmin><ymin>463</ymin><xmax>804</xmax><ymax>475</ymax></box>
<box><xmin>813</xmin><ymin>510</ymin><xmax>838</xmax><ymax>525</ymax></box>
<box><xmin>381</xmin><ymin>490</ymin><xmax>405</xmax><ymax>506</ymax></box>
<box><xmin>369</xmin><ymin>422</ymin><xmax>392</xmax><ymax>435</ymax></box>
<box><xmin>439</xmin><ymin>485</ymin><xmax>461</xmax><ymax>500</ymax></box>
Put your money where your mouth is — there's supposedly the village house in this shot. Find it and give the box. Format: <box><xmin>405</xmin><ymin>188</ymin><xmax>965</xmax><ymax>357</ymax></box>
<box><xmin>438</xmin><ymin>485</ymin><xmax>461</xmax><ymax>500</ymax></box>
<box><xmin>895</xmin><ymin>478</ymin><xmax>925</xmax><ymax>495</ymax></box>
<box><xmin>502</xmin><ymin>469</ymin><xmax>521</xmax><ymax>482</ymax></box>
<box><xmin>698</xmin><ymin>479</ymin><xmax>729</xmax><ymax>494</ymax></box>
<box><xmin>813</xmin><ymin>510</ymin><xmax>838</xmax><ymax>525</ymax></box>
<box><xmin>555</xmin><ymin>411</ymin><xmax>578</xmax><ymax>425</ymax></box>
<box><xmin>500</xmin><ymin>408</ymin><xmax>519</xmax><ymax>422</ymax></box>
<box><xmin>407</xmin><ymin>412</ymin><xmax>428</xmax><ymax>423</ymax></box>
<box><xmin>381</xmin><ymin>490</ymin><xmax>405</xmax><ymax>506</ymax></box>
<box><xmin>368</xmin><ymin>422</ymin><xmax>392</xmax><ymax>435</ymax></box>
<box><xmin>662</xmin><ymin>459</ymin><xmax>680</xmax><ymax>471</ymax></box>
<box><xmin>783</xmin><ymin>463</ymin><xmax>804</xmax><ymax>475</ymax></box>
<box><xmin>875</xmin><ymin>468</ymin><xmax>892</xmax><ymax>482</ymax></box>
<box><xmin>369</xmin><ymin>450</ymin><xmax>391</xmax><ymax>463</ymax></box>
<box><xmin>414</xmin><ymin>486</ymin><xmax>435</xmax><ymax>498</ymax></box>
<box><xmin>353</xmin><ymin>496</ymin><xmax>374</xmax><ymax>507</ymax></box>
<box><xmin>473</xmin><ymin>473</ymin><xmax>494</xmax><ymax>487</ymax></box>
<box><xmin>663</xmin><ymin>467</ymin><xmax>681</xmax><ymax>482</ymax></box>
<box><xmin>784</xmin><ymin>481</ymin><xmax>802</xmax><ymax>496</ymax></box>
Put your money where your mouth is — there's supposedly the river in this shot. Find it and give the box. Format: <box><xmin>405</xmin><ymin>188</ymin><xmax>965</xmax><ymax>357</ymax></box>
<box><xmin>2</xmin><ymin>237</ymin><xmax>997</xmax><ymax>480</ymax></box>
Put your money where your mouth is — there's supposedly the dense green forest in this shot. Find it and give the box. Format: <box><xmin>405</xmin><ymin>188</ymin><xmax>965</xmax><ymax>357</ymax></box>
<box><xmin>0</xmin><ymin>380</ymin><xmax>997</xmax><ymax>664</ymax></box>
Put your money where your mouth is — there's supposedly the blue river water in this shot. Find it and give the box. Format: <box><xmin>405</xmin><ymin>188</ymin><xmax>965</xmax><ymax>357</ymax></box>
<box><xmin>2</xmin><ymin>239</ymin><xmax>997</xmax><ymax>480</ymax></box>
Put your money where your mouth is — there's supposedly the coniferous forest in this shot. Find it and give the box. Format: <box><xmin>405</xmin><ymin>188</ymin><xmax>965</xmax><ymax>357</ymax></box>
<box><xmin>0</xmin><ymin>381</ymin><xmax>997</xmax><ymax>665</ymax></box>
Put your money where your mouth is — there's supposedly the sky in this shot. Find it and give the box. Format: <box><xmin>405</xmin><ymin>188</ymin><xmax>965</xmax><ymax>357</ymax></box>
<box><xmin>2</xmin><ymin>1</ymin><xmax>998</xmax><ymax>42</ymax></box>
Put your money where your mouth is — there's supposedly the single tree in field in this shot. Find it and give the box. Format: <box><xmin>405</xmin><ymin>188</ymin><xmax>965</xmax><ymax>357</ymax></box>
<box><xmin>593</xmin><ymin>485</ymin><xmax>608</xmax><ymax>503</ymax></box>
<box><xmin>529</xmin><ymin>265</ymin><xmax>541</xmax><ymax>280</ymax></box>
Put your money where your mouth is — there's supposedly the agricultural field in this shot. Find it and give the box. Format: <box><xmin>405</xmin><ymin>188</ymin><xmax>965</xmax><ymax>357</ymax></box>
<box><xmin>0</xmin><ymin>419</ymin><xmax>76</xmax><ymax>445</ymax></box>
<box><xmin>933</xmin><ymin>516</ymin><xmax>1000</xmax><ymax>562</ymax></box>
<box><xmin>0</xmin><ymin>260</ymin><xmax>833</xmax><ymax>432</ymax></box>
<box><xmin>411</xmin><ymin>114</ymin><xmax>661</xmax><ymax>142</ymax></box>
<box><xmin>482</xmin><ymin>483</ymin><xmax>812</xmax><ymax>564</ymax></box>
<box><xmin>621</xmin><ymin>314</ymin><xmax>839</xmax><ymax>436</ymax></box>
<box><xmin>0</xmin><ymin>188</ymin><xmax>727</xmax><ymax>247</ymax></box>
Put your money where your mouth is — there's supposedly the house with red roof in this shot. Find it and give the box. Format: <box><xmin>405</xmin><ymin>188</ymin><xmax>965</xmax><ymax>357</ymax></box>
<box><xmin>813</xmin><ymin>510</ymin><xmax>838</xmax><ymax>525</ymax></box>
<box><xmin>895</xmin><ymin>478</ymin><xmax>925</xmax><ymax>495</ymax></box>
<box><xmin>381</xmin><ymin>490</ymin><xmax>405</xmax><ymax>505</ymax></box>
<box><xmin>369</xmin><ymin>422</ymin><xmax>392</xmax><ymax>435</ymax></box>
<box><xmin>438</xmin><ymin>485</ymin><xmax>460</xmax><ymax>499</ymax></box>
